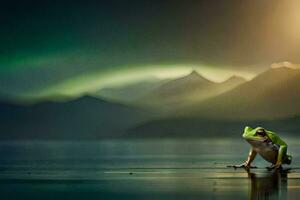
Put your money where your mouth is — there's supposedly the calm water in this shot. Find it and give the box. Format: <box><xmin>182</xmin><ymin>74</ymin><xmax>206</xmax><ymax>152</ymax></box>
<box><xmin>0</xmin><ymin>138</ymin><xmax>300</xmax><ymax>200</ymax></box>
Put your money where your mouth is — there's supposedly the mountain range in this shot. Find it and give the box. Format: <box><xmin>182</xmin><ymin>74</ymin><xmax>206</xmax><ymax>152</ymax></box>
<box><xmin>97</xmin><ymin>70</ymin><xmax>246</xmax><ymax>111</ymax></box>
<box><xmin>127</xmin><ymin>116</ymin><xmax>300</xmax><ymax>138</ymax></box>
<box><xmin>0</xmin><ymin>96</ymin><xmax>154</xmax><ymax>140</ymax></box>
<box><xmin>1</xmin><ymin>66</ymin><xmax>300</xmax><ymax>139</ymax></box>
<box><xmin>178</xmin><ymin>67</ymin><xmax>300</xmax><ymax>120</ymax></box>
<box><xmin>97</xmin><ymin>66</ymin><xmax>299</xmax><ymax>120</ymax></box>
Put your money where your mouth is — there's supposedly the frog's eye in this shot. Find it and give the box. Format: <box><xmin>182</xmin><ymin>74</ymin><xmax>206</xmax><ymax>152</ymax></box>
<box><xmin>256</xmin><ymin>128</ymin><xmax>266</xmax><ymax>136</ymax></box>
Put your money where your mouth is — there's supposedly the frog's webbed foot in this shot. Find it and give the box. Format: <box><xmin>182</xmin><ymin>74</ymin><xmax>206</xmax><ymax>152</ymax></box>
<box><xmin>266</xmin><ymin>164</ymin><xmax>283</xmax><ymax>171</ymax></box>
<box><xmin>266</xmin><ymin>164</ymin><xmax>275</xmax><ymax>171</ymax></box>
<box><xmin>227</xmin><ymin>163</ymin><xmax>257</xmax><ymax>169</ymax></box>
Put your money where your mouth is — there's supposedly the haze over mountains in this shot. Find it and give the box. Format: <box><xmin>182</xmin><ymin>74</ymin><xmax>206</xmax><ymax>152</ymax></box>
<box><xmin>127</xmin><ymin>66</ymin><xmax>300</xmax><ymax>137</ymax></box>
<box><xmin>96</xmin><ymin>66</ymin><xmax>300</xmax><ymax>120</ymax></box>
<box><xmin>0</xmin><ymin>96</ymin><xmax>154</xmax><ymax>139</ymax></box>
<box><xmin>97</xmin><ymin>70</ymin><xmax>246</xmax><ymax>111</ymax></box>
<box><xmin>93</xmin><ymin>77</ymin><xmax>169</xmax><ymax>103</ymax></box>
<box><xmin>137</xmin><ymin>71</ymin><xmax>246</xmax><ymax>111</ymax></box>
<box><xmin>179</xmin><ymin>67</ymin><xmax>300</xmax><ymax>120</ymax></box>
<box><xmin>0</xmin><ymin>66</ymin><xmax>300</xmax><ymax>139</ymax></box>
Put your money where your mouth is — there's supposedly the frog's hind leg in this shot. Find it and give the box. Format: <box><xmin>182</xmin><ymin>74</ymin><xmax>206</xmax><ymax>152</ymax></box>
<box><xmin>266</xmin><ymin>164</ymin><xmax>284</xmax><ymax>171</ymax></box>
<box><xmin>266</xmin><ymin>164</ymin><xmax>275</xmax><ymax>171</ymax></box>
<box><xmin>283</xmin><ymin>154</ymin><xmax>292</xmax><ymax>165</ymax></box>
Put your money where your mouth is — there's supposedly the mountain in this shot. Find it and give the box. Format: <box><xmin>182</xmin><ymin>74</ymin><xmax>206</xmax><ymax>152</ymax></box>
<box><xmin>180</xmin><ymin>67</ymin><xmax>300</xmax><ymax>120</ymax></box>
<box><xmin>93</xmin><ymin>77</ymin><xmax>168</xmax><ymax>103</ymax></box>
<box><xmin>136</xmin><ymin>70</ymin><xmax>246</xmax><ymax>111</ymax></box>
<box><xmin>0</xmin><ymin>96</ymin><xmax>155</xmax><ymax>140</ymax></box>
<box><xmin>127</xmin><ymin>116</ymin><xmax>300</xmax><ymax>138</ymax></box>
<box><xmin>219</xmin><ymin>75</ymin><xmax>247</xmax><ymax>91</ymax></box>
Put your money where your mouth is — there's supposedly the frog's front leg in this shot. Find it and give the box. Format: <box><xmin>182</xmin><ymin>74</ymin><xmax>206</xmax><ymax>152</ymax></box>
<box><xmin>244</xmin><ymin>148</ymin><xmax>257</xmax><ymax>167</ymax></box>
<box><xmin>235</xmin><ymin>148</ymin><xmax>257</xmax><ymax>168</ymax></box>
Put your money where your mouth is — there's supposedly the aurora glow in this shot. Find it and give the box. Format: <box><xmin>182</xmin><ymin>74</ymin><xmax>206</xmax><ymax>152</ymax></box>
<box><xmin>1</xmin><ymin>0</ymin><xmax>300</xmax><ymax>99</ymax></box>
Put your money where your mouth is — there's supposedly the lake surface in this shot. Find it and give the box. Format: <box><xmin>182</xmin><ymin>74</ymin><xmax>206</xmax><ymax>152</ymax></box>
<box><xmin>1</xmin><ymin>138</ymin><xmax>300</xmax><ymax>200</ymax></box>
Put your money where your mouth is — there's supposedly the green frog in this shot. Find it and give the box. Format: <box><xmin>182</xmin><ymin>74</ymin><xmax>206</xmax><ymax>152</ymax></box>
<box><xmin>239</xmin><ymin>126</ymin><xmax>292</xmax><ymax>169</ymax></box>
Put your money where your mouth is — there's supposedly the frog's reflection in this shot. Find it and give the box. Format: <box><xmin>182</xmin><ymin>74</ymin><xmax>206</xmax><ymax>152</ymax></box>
<box><xmin>247</xmin><ymin>170</ymin><xmax>288</xmax><ymax>200</ymax></box>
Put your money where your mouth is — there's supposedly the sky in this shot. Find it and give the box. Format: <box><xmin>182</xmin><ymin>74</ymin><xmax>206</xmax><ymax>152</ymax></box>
<box><xmin>1</xmin><ymin>0</ymin><xmax>300</xmax><ymax>99</ymax></box>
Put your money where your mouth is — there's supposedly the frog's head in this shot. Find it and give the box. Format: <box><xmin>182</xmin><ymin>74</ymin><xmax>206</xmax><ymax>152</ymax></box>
<box><xmin>242</xmin><ymin>126</ymin><xmax>266</xmax><ymax>142</ymax></box>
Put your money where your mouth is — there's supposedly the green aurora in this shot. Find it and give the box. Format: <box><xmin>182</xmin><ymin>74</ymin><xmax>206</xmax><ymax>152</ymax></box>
<box><xmin>1</xmin><ymin>0</ymin><xmax>300</xmax><ymax>99</ymax></box>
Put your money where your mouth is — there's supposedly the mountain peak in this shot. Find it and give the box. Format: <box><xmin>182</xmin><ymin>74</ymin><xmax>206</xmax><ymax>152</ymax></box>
<box><xmin>189</xmin><ymin>70</ymin><xmax>200</xmax><ymax>76</ymax></box>
<box><xmin>270</xmin><ymin>66</ymin><xmax>299</xmax><ymax>72</ymax></box>
<box><xmin>261</xmin><ymin>65</ymin><xmax>300</xmax><ymax>78</ymax></box>
<box><xmin>185</xmin><ymin>70</ymin><xmax>212</xmax><ymax>83</ymax></box>
<box><xmin>271</xmin><ymin>61</ymin><xmax>300</xmax><ymax>70</ymax></box>
<box><xmin>224</xmin><ymin>75</ymin><xmax>247</xmax><ymax>83</ymax></box>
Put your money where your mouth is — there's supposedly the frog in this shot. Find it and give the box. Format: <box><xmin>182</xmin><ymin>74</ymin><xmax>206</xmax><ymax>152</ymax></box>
<box><xmin>237</xmin><ymin>126</ymin><xmax>292</xmax><ymax>170</ymax></box>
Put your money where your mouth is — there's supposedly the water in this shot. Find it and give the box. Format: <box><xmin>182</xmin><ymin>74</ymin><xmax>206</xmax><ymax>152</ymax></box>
<box><xmin>0</xmin><ymin>138</ymin><xmax>300</xmax><ymax>200</ymax></box>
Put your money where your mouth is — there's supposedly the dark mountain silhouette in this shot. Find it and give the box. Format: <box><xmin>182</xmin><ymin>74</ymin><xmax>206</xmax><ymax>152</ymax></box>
<box><xmin>179</xmin><ymin>67</ymin><xmax>300</xmax><ymax>120</ymax></box>
<box><xmin>0</xmin><ymin>96</ymin><xmax>154</xmax><ymax>140</ymax></box>
<box><xmin>127</xmin><ymin>116</ymin><xmax>300</xmax><ymax>138</ymax></box>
